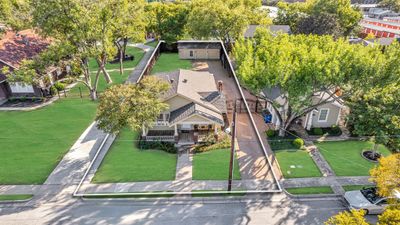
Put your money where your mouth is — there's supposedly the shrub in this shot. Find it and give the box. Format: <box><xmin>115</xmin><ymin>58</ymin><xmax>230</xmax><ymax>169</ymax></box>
<box><xmin>312</xmin><ymin>128</ymin><xmax>324</xmax><ymax>135</ymax></box>
<box><xmin>53</xmin><ymin>82</ymin><xmax>66</xmax><ymax>91</ymax></box>
<box><xmin>138</xmin><ymin>140</ymin><xmax>177</xmax><ymax>153</ymax></box>
<box><xmin>292</xmin><ymin>138</ymin><xmax>304</xmax><ymax>149</ymax></box>
<box><xmin>195</xmin><ymin>134</ymin><xmax>231</xmax><ymax>153</ymax></box>
<box><xmin>265</xmin><ymin>130</ymin><xmax>276</xmax><ymax>138</ymax></box>
<box><xmin>330</xmin><ymin>125</ymin><xmax>342</xmax><ymax>136</ymax></box>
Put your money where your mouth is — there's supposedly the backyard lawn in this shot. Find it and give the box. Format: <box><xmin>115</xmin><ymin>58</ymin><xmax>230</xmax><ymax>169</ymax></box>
<box><xmin>0</xmin><ymin>47</ymin><xmax>145</xmax><ymax>185</ymax></box>
<box><xmin>92</xmin><ymin>129</ymin><xmax>177</xmax><ymax>183</ymax></box>
<box><xmin>88</xmin><ymin>46</ymin><xmax>145</xmax><ymax>71</ymax></box>
<box><xmin>274</xmin><ymin>149</ymin><xmax>322</xmax><ymax>178</ymax></box>
<box><xmin>285</xmin><ymin>186</ymin><xmax>333</xmax><ymax>195</ymax></box>
<box><xmin>151</xmin><ymin>53</ymin><xmax>192</xmax><ymax>74</ymax></box>
<box><xmin>192</xmin><ymin>148</ymin><xmax>241</xmax><ymax>180</ymax></box>
<box><xmin>316</xmin><ymin>141</ymin><xmax>391</xmax><ymax>176</ymax></box>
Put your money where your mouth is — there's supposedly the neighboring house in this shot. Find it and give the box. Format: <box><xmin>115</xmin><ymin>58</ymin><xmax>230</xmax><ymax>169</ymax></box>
<box><xmin>360</xmin><ymin>17</ymin><xmax>400</xmax><ymax>38</ymax></box>
<box><xmin>261</xmin><ymin>87</ymin><xmax>345</xmax><ymax>131</ymax></box>
<box><xmin>244</xmin><ymin>25</ymin><xmax>292</xmax><ymax>38</ymax></box>
<box><xmin>0</xmin><ymin>29</ymin><xmax>63</xmax><ymax>104</ymax></box>
<box><xmin>142</xmin><ymin>69</ymin><xmax>227</xmax><ymax>145</ymax></box>
<box><xmin>368</xmin><ymin>8</ymin><xmax>399</xmax><ymax>19</ymax></box>
<box><xmin>177</xmin><ymin>40</ymin><xmax>221</xmax><ymax>60</ymax></box>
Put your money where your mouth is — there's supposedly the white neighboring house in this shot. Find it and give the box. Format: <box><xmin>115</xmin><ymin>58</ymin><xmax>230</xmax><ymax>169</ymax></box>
<box><xmin>261</xmin><ymin>87</ymin><xmax>345</xmax><ymax>131</ymax></box>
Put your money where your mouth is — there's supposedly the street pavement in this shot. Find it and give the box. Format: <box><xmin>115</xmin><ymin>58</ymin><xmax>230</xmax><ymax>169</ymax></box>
<box><xmin>0</xmin><ymin>194</ymin><xmax>378</xmax><ymax>225</ymax></box>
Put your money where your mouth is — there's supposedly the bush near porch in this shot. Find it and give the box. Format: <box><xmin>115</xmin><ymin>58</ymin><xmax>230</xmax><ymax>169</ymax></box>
<box><xmin>92</xmin><ymin>129</ymin><xmax>177</xmax><ymax>183</ymax></box>
<box><xmin>194</xmin><ymin>133</ymin><xmax>231</xmax><ymax>153</ymax></box>
<box><xmin>316</xmin><ymin>141</ymin><xmax>391</xmax><ymax>176</ymax></box>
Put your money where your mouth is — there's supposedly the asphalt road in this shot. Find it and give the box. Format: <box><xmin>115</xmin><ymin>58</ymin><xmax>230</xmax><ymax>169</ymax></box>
<box><xmin>0</xmin><ymin>194</ymin><xmax>378</xmax><ymax>225</ymax></box>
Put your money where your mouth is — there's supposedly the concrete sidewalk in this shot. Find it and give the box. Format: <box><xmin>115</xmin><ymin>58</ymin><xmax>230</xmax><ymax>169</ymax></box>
<box><xmin>282</xmin><ymin>176</ymin><xmax>373</xmax><ymax>188</ymax></box>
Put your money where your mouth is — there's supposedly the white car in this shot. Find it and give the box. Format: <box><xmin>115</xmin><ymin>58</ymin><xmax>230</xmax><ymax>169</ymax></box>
<box><xmin>343</xmin><ymin>187</ymin><xmax>397</xmax><ymax>215</ymax></box>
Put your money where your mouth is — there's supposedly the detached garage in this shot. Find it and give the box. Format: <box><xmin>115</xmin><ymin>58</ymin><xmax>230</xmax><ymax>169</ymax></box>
<box><xmin>177</xmin><ymin>40</ymin><xmax>221</xmax><ymax>60</ymax></box>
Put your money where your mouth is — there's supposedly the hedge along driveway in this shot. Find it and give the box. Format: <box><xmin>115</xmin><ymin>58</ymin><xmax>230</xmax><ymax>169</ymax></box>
<box><xmin>316</xmin><ymin>141</ymin><xmax>391</xmax><ymax>176</ymax></box>
<box><xmin>0</xmin><ymin>47</ymin><xmax>145</xmax><ymax>184</ymax></box>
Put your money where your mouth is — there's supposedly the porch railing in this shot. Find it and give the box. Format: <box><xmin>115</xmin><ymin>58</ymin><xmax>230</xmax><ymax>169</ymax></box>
<box><xmin>143</xmin><ymin>136</ymin><xmax>175</xmax><ymax>142</ymax></box>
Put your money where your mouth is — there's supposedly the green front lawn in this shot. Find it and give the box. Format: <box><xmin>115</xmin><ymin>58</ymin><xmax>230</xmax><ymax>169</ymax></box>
<box><xmin>0</xmin><ymin>47</ymin><xmax>145</xmax><ymax>185</ymax></box>
<box><xmin>92</xmin><ymin>129</ymin><xmax>177</xmax><ymax>183</ymax></box>
<box><xmin>192</xmin><ymin>148</ymin><xmax>241</xmax><ymax>180</ymax></box>
<box><xmin>316</xmin><ymin>141</ymin><xmax>391</xmax><ymax>176</ymax></box>
<box><xmin>0</xmin><ymin>194</ymin><xmax>33</xmax><ymax>201</ymax></box>
<box><xmin>151</xmin><ymin>53</ymin><xmax>192</xmax><ymax>74</ymax></box>
<box><xmin>146</xmin><ymin>41</ymin><xmax>159</xmax><ymax>48</ymax></box>
<box><xmin>285</xmin><ymin>186</ymin><xmax>333</xmax><ymax>195</ymax></box>
<box><xmin>274</xmin><ymin>149</ymin><xmax>322</xmax><ymax>178</ymax></box>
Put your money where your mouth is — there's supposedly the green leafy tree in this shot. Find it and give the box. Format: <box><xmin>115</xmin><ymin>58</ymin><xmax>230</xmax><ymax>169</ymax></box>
<box><xmin>275</xmin><ymin>0</ymin><xmax>362</xmax><ymax>37</ymax></box>
<box><xmin>112</xmin><ymin>0</ymin><xmax>146</xmax><ymax>75</ymax></box>
<box><xmin>378</xmin><ymin>208</ymin><xmax>400</xmax><ymax>225</ymax></box>
<box><xmin>187</xmin><ymin>0</ymin><xmax>267</xmax><ymax>44</ymax></box>
<box><xmin>233</xmin><ymin>30</ymin><xmax>389</xmax><ymax>136</ymax></box>
<box><xmin>296</xmin><ymin>12</ymin><xmax>343</xmax><ymax>38</ymax></box>
<box><xmin>96</xmin><ymin>76</ymin><xmax>170</xmax><ymax>134</ymax></box>
<box><xmin>378</xmin><ymin>0</ymin><xmax>400</xmax><ymax>12</ymax></box>
<box><xmin>0</xmin><ymin>0</ymin><xmax>31</xmax><ymax>31</ymax></box>
<box><xmin>347</xmin><ymin>84</ymin><xmax>400</xmax><ymax>154</ymax></box>
<box><xmin>145</xmin><ymin>2</ymin><xmax>189</xmax><ymax>44</ymax></box>
<box><xmin>31</xmin><ymin>0</ymin><xmax>122</xmax><ymax>100</ymax></box>
<box><xmin>325</xmin><ymin>209</ymin><xmax>369</xmax><ymax>225</ymax></box>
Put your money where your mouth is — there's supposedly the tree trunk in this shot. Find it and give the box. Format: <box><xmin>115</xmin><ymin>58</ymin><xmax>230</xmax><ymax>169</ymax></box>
<box><xmin>119</xmin><ymin>48</ymin><xmax>124</xmax><ymax>75</ymax></box>
<box><xmin>90</xmin><ymin>89</ymin><xmax>97</xmax><ymax>100</ymax></box>
<box><xmin>122</xmin><ymin>38</ymin><xmax>128</xmax><ymax>57</ymax></box>
<box><xmin>278</xmin><ymin>127</ymin><xmax>286</xmax><ymax>137</ymax></box>
<box><xmin>102</xmin><ymin>66</ymin><xmax>112</xmax><ymax>84</ymax></box>
<box><xmin>373</xmin><ymin>142</ymin><xmax>379</xmax><ymax>155</ymax></box>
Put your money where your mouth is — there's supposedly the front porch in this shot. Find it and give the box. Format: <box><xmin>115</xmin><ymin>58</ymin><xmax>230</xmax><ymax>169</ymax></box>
<box><xmin>142</xmin><ymin>123</ymin><xmax>220</xmax><ymax>145</ymax></box>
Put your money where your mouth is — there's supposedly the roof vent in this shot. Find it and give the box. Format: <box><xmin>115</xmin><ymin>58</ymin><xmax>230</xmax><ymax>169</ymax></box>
<box><xmin>170</xmin><ymin>78</ymin><xmax>174</xmax><ymax>84</ymax></box>
<box><xmin>182</xmin><ymin>79</ymin><xmax>188</xmax><ymax>83</ymax></box>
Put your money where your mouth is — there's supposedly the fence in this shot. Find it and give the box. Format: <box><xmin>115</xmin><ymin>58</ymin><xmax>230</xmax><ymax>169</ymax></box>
<box><xmin>226</xmin><ymin>98</ymin><xmax>267</xmax><ymax>114</ymax></box>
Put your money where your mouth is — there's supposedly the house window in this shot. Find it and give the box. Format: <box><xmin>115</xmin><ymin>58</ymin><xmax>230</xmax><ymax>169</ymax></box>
<box><xmin>165</xmin><ymin>113</ymin><xmax>170</xmax><ymax>121</ymax></box>
<box><xmin>318</xmin><ymin>109</ymin><xmax>329</xmax><ymax>122</ymax></box>
<box><xmin>189</xmin><ymin>50</ymin><xmax>194</xmax><ymax>57</ymax></box>
<box><xmin>157</xmin><ymin>114</ymin><xmax>164</xmax><ymax>122</ymax></box>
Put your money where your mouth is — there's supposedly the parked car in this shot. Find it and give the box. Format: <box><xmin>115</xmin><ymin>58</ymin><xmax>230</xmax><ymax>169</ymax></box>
<box><xmin>344</xmin><ymin>187</ymin><xmax>399</xmax><ymax>215</ymax></box>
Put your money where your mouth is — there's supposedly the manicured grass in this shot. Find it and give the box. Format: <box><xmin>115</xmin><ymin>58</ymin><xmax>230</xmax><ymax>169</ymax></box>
<box><xmin>151</xmin><ymin>53</ymin><xmax>192</xmax><ymax>74</ymax></box>
<box><xmin>92</xmin><ymin>129</ymin><xmax>177</xmax><ymax>183</ymax></box>
<box><xmin>0</xmin><ymin>47</ymin><xmax>145</xmax><ymax>185</ymax></box>
<box><xmin>343</xmin><ymin>185</ymin><xmax>375</xmax><ymax>192</ymax></box>
<box><xmin>0</xmin><ymin>194</ymin><xmax>33</xmax><ymax>201</ymax></box>
<box><xmin>88</xmin><ymin>46</ymin><xmax>144</xmax><ymax>71</ymax></box>
<box><xmin>192</xmin><ymin>148</ymin><xmax>241</xmax><ymax>180</ymax></box>
<box><xmin>274</xmin><ymin>149</ymin><xmax>322</xmax><ymax>178</ymax></box>
<box><xmin>285</xmin><ymin>186</ymin><xmax>333</xmax><ymax>195</ymax></box>
<box><xmin>83</xmin><ymin>192</ymin><xmax>175</xmax><ymax>198</ymax></box>
<box><xmin>316</xmin><ymin>141</ymin><xmax>392</xmax><ymax>176</ymax></box>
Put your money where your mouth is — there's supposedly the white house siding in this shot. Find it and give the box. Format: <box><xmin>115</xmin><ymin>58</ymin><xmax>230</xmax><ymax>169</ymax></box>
<box><xmin>150</xmin><ymin>125</ymin><xmax>174</xmax><ymax>131</ymax></box>
<box><xmin>180</xmin><ymin>115</ymin><xmax>214</xmax><ymax>124</ymax></box>
<box><xmin>179</xmin><ymin>49</ymin><xmax>220</xmax><ymax>60</ymax></box>
<box><xmin>311</xmin><ymin>103</ymin><xmax>341</xmax><ymax>128</ymax></box>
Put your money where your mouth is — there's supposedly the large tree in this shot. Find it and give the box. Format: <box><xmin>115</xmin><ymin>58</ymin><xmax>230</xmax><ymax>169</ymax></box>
<box><xmin>233</xmin><ymin>30</ymin><xmax>390</xmax><ymax>136</ymax></box>
<box><xmin>30</xmin><ymin>0</ymin><xmax>122</xmax><ymax>100</ymax></box>
<box><xmin>347</xmin><ymin>84</ymin><xmax>400</xmax><ymax>153</ymax></box>
<box><xmin>145</xmin><ymin>2</ymin><xmax>189</xmax><ymax>44</ymax></box>
<box><xmin>378</xmin><ymin>0</ymin><xmax>400</xmax><ymax>12</ymax></box>
<box><xmin>186</xmin><ymin>0</ymin><xmax>268</xmax><ymax>44</ymax></box>
<box><xmin>96</xmin><ymin>76</ymin><xmax>169</xmax><ymax>134</ymax></box>
<box><xmin>0</xmin><ymin>0</ymin><xmax>31</xmax><ymax>31</ymax></box>
<box><xmin>275</xmin><ymin>0</ymin><xmax>362</xmax><ymax>37</ymax></box>
<box><xmin>112</xmin><ymin>0</ymin><xmax>146</xmax><ymax>75</ymax></box>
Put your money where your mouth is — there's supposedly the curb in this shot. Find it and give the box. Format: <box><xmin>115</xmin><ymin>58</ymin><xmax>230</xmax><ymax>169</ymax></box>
<box><xmin>0</xmin><ymin>197</ymin><xmax>33</xmax><ymax>204</ymax></box>
<box><xmin>283</xmin><ymin>188</ymin><xmax>342</xmax><ymax>200</ymax></box>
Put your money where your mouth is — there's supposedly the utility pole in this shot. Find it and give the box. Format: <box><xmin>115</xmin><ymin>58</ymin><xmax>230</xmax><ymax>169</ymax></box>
<box><xmin>228</xmin><ymin>99</ymin><xmax>237</xmax><ymax>191</ymax></box>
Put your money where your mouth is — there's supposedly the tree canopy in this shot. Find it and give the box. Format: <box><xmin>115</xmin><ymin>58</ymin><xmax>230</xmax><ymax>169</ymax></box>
<box><xmin>0</xmin><ymin>0</ymin><xmax>32</xmax><ymax>31</ymax></box>
<box><xmin>233</xmin><ymin>30</ymin><xmax>398</xmax><ymax>136</ymax></box>
<box><xmin>186</xmin><ymin>0</ymin><xmax>269</xmax><ymax>44</ymax></box>
<box><xmin>145</xmin><ymin>2</ymin><xmax>189</xmax><ymax>43</ymax></box>
<box><xmin>378</xmin><ymin>0</ymin><xmax>400</xmax><ymax>12</ymax></box>
<box><xmin>370</xmin><ymin>154</ymin><xmax>400</xmax><ymax>199</ymax></box>
<box><xmin>275</xmin><ymin>0</ymin><xmax>362</xmax><ymax>37</ymax></box>
<box><xmin>96</xmin><ymin>76</ymin><xmax>170</xmax><ymax>134</ymax></box>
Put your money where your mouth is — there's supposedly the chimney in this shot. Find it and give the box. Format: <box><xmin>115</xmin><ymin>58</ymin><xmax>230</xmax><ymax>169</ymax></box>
<box><xmin>218</xmin><ymin>80</ymin><xmax>223</xmax><ymax>92</ymax></box>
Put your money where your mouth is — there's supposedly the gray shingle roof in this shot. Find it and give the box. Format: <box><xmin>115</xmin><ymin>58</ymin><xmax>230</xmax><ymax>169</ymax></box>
<box><xmin>169</xmin><ymin>102</ymin><xmax>224</xmax><ymax>125</ymax></box>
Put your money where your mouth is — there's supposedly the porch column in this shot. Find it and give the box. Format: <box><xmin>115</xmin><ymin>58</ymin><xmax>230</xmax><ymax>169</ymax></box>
<box><xmin>174</xmin><ymin>124</ymin><xmax>178</xmax><ymax>136</ymax></box>
<box><xmin>214</xmin><ymin>125</ymin><xmax>218</xmax><ymax>135</ymax></box>
<box><xmin>142</xmin><ymin>126</ymin><xmax>146</xmax><ymax>136</ymax></box>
